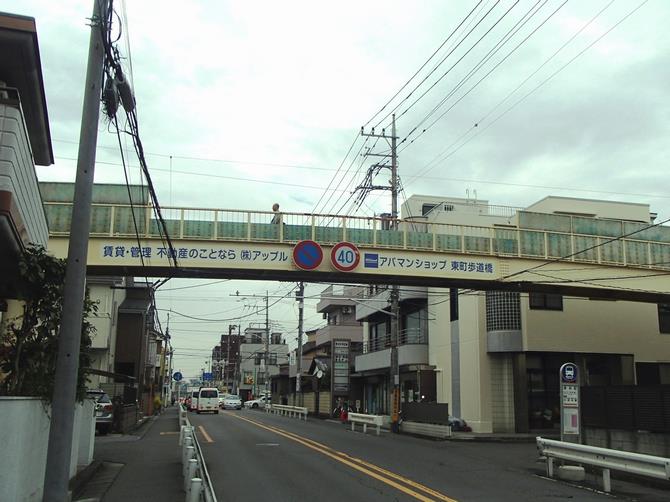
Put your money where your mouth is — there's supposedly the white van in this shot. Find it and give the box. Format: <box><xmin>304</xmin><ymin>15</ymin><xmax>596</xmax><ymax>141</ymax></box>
<box><xmin>197</xmin><ymin>387</ymin><xmax>219</xmax><ymax>414</ymax></box>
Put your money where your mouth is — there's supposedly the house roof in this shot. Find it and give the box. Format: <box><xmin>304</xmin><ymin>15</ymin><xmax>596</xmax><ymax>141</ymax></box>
<box><xmin>0</xmin><ymin>12</ymin><xmax>53</xmax><ymax>165</ymax></box>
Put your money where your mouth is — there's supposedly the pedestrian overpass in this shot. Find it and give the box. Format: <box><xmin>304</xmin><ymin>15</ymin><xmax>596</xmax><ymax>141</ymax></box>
<box><xmin>44</xmin><ymin>202</ymin><xmax>670</xmax><ymax>303</ymax></box>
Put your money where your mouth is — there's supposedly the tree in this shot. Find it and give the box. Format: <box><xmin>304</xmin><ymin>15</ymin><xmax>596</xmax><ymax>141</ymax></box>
<box><xmin>0</xmin><ymin>245</ymin><xmax>96</xmax><ymax>402</ymax></box>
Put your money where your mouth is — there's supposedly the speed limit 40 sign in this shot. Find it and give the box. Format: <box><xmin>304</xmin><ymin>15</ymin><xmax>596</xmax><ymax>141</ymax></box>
<box><xmin>331</xmin><ymin>242</ymin><xmax>360</xmax><ymax>272</ymax></box>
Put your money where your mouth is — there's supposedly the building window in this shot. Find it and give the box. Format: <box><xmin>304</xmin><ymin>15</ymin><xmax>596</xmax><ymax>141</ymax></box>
<box><xmin>529</xmin><ymin>293</ymin><xmax>563</xmax><ymax>311</ymax></box>
<box><xmin>422</xmin><ymin>203</ymin><xmax>437</xmax><ymax>216</ymax></box>
<box><xmin>403</xmin><ymin>308</ymin><xmax>428</xmax><ymax>344</ymax></box>
<box><xmin>254</xmin><ymin>353</ymin><xmax>263</xmax><ymax>366</ymax></box>
<box><xmin>268</xmin><ymin>353</ymin><xmax>278</xmax><ymax>365</ymax></box>
<box><xmin>658</xmin><ymin>304</ymin><xmax>670</xmax><ymax>334</ymax></box>
<box><xmin>449</xmin><ymin>288</ymin><xmax>458</xmax><ymax>321</ymax></box>
<box><xmin>485</xmin><ymin>291</ymin><xmax>521</xmax><ymax>331</ymax></box>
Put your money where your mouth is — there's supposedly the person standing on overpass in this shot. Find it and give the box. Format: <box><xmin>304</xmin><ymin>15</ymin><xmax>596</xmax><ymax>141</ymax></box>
<box><xmin>271</xmin><ymin>203</ymin><xmax>282</xmax><ymax>224</ymax></box>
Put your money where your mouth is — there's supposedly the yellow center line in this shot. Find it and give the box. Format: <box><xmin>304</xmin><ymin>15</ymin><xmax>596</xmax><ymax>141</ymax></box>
<box><xmin>198</xmin><ymin>425</ymin><xmax>214</xmax><ymax>443</ymax></box>
<box><xmin>232</xmin><ymin>414</ymin><xmax>457</xmax><ymax>502</ymax></box>
<box><xmin>270</xmin><ymin>426</ymin><xmax>456</xmax><ymax>502</ymax></box>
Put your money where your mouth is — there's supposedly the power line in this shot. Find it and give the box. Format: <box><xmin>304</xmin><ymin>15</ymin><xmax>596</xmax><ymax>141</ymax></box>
<box><xmin>404</xmin><ymin>0</ymin><xmax>649</xmax><ymax>190</ymax></box>
<box><xmin>394</xmin><ymin>0</ymin><xmax>521</xmax><ymax>124</ymax></box>
<box><xmin>400</xmin><ymin>0</ymin><xmax>565</xmax><ymax>151</ymax></box>
<box><xmin>374</xmin><ymin>0</ymin><xmax>504</xmax><ymax>129</ymax></box>
<box><xmin>363</xmin><ymin>1</ymin><xmax>484</xmax><ymax>128</ymax></box>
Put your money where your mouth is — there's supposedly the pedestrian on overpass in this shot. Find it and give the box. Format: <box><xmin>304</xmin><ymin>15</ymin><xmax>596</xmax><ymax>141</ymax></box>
<box><xmin>271</xmin><ymin>203</ymin><xmax>282</xmax><ymax>224</ymax></box>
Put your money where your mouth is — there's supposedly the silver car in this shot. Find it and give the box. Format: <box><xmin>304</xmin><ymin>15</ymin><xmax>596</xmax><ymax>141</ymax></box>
<box><xmin>87</xmin><ymin>390</ymin><xmax>113</xmax><ymax>434</ymax></box>
<box><xmin>222</xmin><ymin>394</ymin><xmax>242</xmax><ymax>410</ymax></box>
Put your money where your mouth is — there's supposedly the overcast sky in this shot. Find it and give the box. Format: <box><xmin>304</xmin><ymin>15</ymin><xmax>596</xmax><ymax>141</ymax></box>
<box><xmin>8</xmin><ymin>0</ymin><xmax>670</xmax><ymax>380</ymax></box>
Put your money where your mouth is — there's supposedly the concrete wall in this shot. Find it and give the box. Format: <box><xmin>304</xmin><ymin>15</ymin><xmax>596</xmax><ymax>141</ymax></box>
<box><xmin>0</xmin><ymin>397</ymin><xmax>95</xmax><ymax>502</ymax></box>
<box><xmin>584</xmin><ymin>427</ymin><xmax>670</xmax><ymax>457</ymax></box>
<box><xmin>522</xmin><ymin>297</ymin><xmax>670</xmax><ymax>364</ymax></box>
<box><xmin>428</xmin><ymin>288</ymin><xmax>451</xmax><ymax>408</ymax></box>
<box><xmin>525</xmin><ymin>196</ymin><xmax>650</xmax><ymax>222</ymax></box>
<box><xmin>355</xmin><ymin>348</ymin><xmax>391</xmax><ymax>372</ymax></box>
<box><xmin>489</xmin><ymin>354</ymin><xmax>515</xmax><ymax>432</ymax></box>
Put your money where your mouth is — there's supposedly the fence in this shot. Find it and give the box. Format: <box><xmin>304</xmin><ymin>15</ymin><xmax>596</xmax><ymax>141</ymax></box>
<box><xmin>43</xmin><ymin>201</ymin><xmax>670</xmax><ymax>271</ymax></box>
<box><xmin>581</xmin><ymin>385</ymin><xmax>670</xmax><ymax>433</ymax></box>
<box><xmin>364</xmin><ymin>328</ymin><xmax>428</xmax><ymax>353</ymax></box>
<box><xmin>401</xmin><ymin>402</ymin><xmax>449</xmax><ymax>425</ymax></box>
<box><xmin>180</xmin><ymin>406</ymin><xmax>217</xmax><ymax>502</ymax></box>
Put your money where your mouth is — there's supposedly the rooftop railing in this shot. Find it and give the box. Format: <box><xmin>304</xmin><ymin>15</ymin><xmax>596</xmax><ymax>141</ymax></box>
<box><xmin>42</xmin><ymin>201</ymin><xmax>670</xmax><ymax>271</ymax></box>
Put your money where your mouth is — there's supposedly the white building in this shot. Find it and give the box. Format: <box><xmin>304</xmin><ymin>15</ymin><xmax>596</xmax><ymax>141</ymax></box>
<box><xmin>237</xmin><ymin>326</ymin><xmax>288</xmax><ymax>401</ymax></box>
<box><xmin>355</xmin><ymin>194</ymin><xmax>670</xmax><ymax>432</ymax></box>
<box><xmin>86</xmin><ymin>276</ymin><xmax>127</xmax><ymax>389</ymax></box>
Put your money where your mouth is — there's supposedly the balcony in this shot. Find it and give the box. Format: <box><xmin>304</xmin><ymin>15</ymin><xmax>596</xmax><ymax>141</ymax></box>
<box><xmin>315</xmin><ymin>324</ymin><xmax>363</xmax><ymax>347</ymax></box>
<box><xmin>316</xmin><ymin>285</ymin><xmax>366</xmax><ymax>313</ymax></box>
<box><xmin>355</xmin><ymin>329</ymin><xmax>428</xmax><ymax>373</ymax></box>
<box><xmin>355</xmin><ymin>286</ymin><xmax>428</xmax><ymax>321</ymax></box>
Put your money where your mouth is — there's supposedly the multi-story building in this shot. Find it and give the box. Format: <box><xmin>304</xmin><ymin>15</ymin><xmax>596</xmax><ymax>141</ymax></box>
<box><xmin>86</xmin><ymin>276</ymin><xmax>127</xmax><ymax>388</ymax></box>
<box><xmin>355</xmin><ymin>194</ymin><xmax>670</xmax><ymax>433</ymax></box>
<box><xmin>237</xmin><ymin>325</ymin><xmax>288</xmax><ymax>401</ymax></box>
<box><xmin>0</xmin><ymin>13</ymin><xmax>52</xmax><ymax>323</ymax></box>
<box><xmin>211</xmin><ymin>325</ymin><xmax>242</xmax><ymax>392</ymax></box>
<box><xmin>114</xmin><ymin>281</ymin><xmax>164</xmax><ymax>415</ymax></box>
<box><xmin>286</xmin><ymin>286</ymin><xmax>364</xmax><ymax>415</ymax></box>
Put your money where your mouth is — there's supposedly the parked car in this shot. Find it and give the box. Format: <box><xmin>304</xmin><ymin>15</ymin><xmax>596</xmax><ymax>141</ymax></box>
<box><xmin>188</xmin><ymin>391</ymin><xmax>199</xmax><ymax>412</ymax></box>
<box><xmin>244</xmin><ymin>395</ymin><xmax>270</xmax><ymax>409</ymax></box>
<box><xmin>87</xmin><ymin>389</ymin><xmax>113</xmax><ymax>435</ymax></box>
<box><xmin>222</xmin><ymin>394</ymin><xmax>242</xmax><ymax>410</ymax></box>
<box><xmin>197</xmin><ymin>387</ymin><xmax>219</xmax><ymax>414</ymax></box>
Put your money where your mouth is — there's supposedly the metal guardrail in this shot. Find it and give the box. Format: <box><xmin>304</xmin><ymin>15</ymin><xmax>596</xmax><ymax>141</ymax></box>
<box><xmin>536</xmin><ymin>436</ymin><xmax>670</xmax><ymax>493</ymax></box>
<box><xmin>266</xmin><ymin>404</ymin><xmax>308</xmax><ymax>421</ymax></box>
<box><xmin>180</xmin><ymin>405</ymin><xmax>217</xmax><ymax>502</ymax></box>
<box><xmin>349</xmin><ymin>413</ymin><xmax>384</xmax><ymax>436</ymax></box>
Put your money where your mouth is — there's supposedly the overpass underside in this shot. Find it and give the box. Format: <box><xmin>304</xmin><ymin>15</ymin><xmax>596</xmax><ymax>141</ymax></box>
<box><xmin>44</xmin><ymin>201</ymin><xmax>670</xmax><ymax>303</ymax></box>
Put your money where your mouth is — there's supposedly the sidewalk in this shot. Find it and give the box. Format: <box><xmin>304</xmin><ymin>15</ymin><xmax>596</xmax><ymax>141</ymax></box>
<box><xmin>73</xmin><ymin>406</ymin><xmax>184</xmax><ymax>502</ymax></box>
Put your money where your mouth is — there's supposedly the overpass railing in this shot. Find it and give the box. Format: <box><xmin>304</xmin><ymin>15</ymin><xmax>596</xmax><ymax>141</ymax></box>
<box><xmin>42</xmin><ymin>202</ymin><xmax>670</xmax><ymax>271</ymax></box>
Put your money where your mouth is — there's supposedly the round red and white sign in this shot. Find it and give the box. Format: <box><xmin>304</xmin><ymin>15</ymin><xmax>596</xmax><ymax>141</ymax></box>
<box><xmin>330</xmin><ymin>242</ymin><xmax>360</xmax><ymax>272</ymax></box>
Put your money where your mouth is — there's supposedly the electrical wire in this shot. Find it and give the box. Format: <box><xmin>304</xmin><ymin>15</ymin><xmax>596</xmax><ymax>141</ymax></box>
<box><xmin>363</xmin><ymin>1</ymin><xmax>484</xmax><ymax>128</ymax></box>
<box><xmin>400</xmin><ymin>0</ymin><xmax>565</xmax><ymax>151</ymax></box>
<box><xmin>404</xmin><ymin>0</ymin><xmax>648</xmax><ymax>190</ymax></box>
<box><xmin>373</xmin><ymin>0</ymin><xmax>503</xmax><ymax>129</ymax></box>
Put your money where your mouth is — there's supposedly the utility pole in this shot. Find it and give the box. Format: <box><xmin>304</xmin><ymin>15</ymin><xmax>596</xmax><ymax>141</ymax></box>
<box><xmin>226</xmin><ymin>324</ymin><xmax>233</xmax><ymax>391</ymax></box>
<box><xmin>44</xmin><ymin>2</ymin><xmax>110</xmax><ymax>499</ymax></box>
<box><xmin>265</xmin><ymin>291</ymin><xmax>270</xmax><ymax>397</ymax></box>
<box><xmin>296</xmin><ymin>282</ymin><xmax>305</xmax><ymax>406</ymax></box>
<box><xmin>361</xmin><ymin>114</ymin><xmax>401</xmax><ymax>432</ymax></box>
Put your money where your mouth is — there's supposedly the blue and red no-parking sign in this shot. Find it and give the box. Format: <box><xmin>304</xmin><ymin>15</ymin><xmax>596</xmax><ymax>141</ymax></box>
<box><xmin>293</xmin><ymin>240</ymin><xmax>323</xmax><ymax>270</ymax></box>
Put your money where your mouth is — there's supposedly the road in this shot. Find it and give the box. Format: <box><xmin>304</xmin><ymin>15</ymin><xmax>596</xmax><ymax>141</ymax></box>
<box><xmin>189</xmin><ymin>409</ymin><xmax>666</xmax><ymax>502</ymax></box>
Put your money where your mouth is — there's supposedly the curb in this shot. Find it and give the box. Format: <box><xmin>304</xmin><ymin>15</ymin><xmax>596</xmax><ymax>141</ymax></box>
<box><xmin>69</xmin><ymin>459</ymin><xmax>103</xmax><ymax>496</ymax></box>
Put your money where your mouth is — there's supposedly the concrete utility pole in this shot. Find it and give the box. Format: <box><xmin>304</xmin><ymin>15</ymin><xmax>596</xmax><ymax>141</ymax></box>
<box><xmin>296</xmin><ymin>282</ymin><xmax>305</xmax><ymax>405</ymax></box>
<box><xmin>361</xmin><ymin>114</ymin><xmax>401</xmax><ymax>432</ymax></box>
<box><xmin>265</xmin><ymin>291</ymin><xmax>270</xmax><ymax>397</ymax></box>
<box><xmin>226</xmin><ymin>324</ymin><xmax>233</xmax><ymax>389</ymax></box>
<box><xmin>43</xmin><ymin>2</ymin><xmax>110</xmax><ymax>500</ymax></box>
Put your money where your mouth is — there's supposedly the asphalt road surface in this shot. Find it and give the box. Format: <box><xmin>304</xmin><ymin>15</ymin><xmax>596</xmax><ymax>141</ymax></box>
<box><xmin>188</xmin><ymin>409</ymin><xmax>668</xmax><ymax>502</ymax></box>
